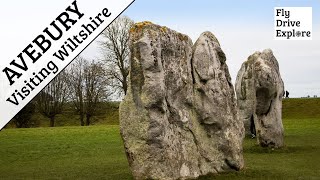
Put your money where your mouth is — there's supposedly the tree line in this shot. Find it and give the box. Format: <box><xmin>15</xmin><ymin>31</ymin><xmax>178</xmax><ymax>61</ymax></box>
<box><xmin>11</xmin><ymin>16</ymin><xmax>133</xmax><ymax>128</ymax></box>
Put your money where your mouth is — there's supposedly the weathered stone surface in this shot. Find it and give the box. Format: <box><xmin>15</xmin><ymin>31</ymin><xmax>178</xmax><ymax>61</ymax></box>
<box><xmin>235</xmin><ymin>49</ymin><xmax>284</xmax><ymax>148</ymax></box>
<box><xmin>120</xmin><ymin>22</ymin><xmax>244</xmax><ymax>180</ymax></box>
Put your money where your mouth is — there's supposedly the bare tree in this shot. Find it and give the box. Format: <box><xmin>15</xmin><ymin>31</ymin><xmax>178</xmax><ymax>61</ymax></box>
<box><xmin>83</xmin><ymin>59</ymin><xmax>110</xmax><ymax>125</ymax></box>
<box><xmin>67</xmin><ymin>57</ymin><xmax>86</xmax><ymax>126</ymax></box>
<box><xmin>99</xmin><ymin>16</ymin><xmax>134</xmax><ymax>97</ymax></box>
<box><xmin>68</xmin><ymin>57</ymin><xmax>112</xmax><ymax>126</ymax></box>
<box><xmin>36</xmin><ymin>71</ymin><xmax>68</xmax><ymax>127</ymax></box>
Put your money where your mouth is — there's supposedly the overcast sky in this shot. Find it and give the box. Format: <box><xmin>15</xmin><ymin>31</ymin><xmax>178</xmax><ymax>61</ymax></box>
<box><xmin>81</xmin><ymin>0</ymin><xmax>320</xmax><ymax>97</ymax></box>
<box><xmin>1</xmin><ymin>0</ymin><xmax>319</xmax><ymax>98</ymax></box>
<box><xmin>127</xmin><ymin>0</ymin><xmax>319</xmax><ymax>98</ymax></box>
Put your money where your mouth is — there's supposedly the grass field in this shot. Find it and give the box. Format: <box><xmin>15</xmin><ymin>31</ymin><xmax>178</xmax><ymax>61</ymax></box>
<box><xmin>0</xmin><ymin>98</ymin><xmax>319</xmax><ymax>179</ymax></box>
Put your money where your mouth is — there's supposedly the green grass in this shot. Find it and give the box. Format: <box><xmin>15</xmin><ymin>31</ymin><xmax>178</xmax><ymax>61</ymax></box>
<box><xmin>0</xmin><ymin>98</ymin><xmax>320</xmax><ymax>179</ymax></box>
<box><xmin>282</xmin><ymin>98</ymin><xmax>320</xmax><ymax>119</ymax></box>
<box><xmin>200</xmin><ymin>117</ymin><xmax>320</xmax><ymax>180</ymax></box>
<box><xmin>0</xmin><ymin>126</ymin><xmax>132</xmax><ymax>179</ymax></box>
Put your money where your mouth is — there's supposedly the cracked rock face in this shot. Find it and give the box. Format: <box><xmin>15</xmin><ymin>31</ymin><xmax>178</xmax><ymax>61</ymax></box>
<box><xmin>120</xmin><ymin>22</ymin><xmax>244</xmax><ymax>180</ymax></box>
<box><xmin>235</xmin><ymin>49</ymin><xmax>284</xmax><ymax>148</ymax></box>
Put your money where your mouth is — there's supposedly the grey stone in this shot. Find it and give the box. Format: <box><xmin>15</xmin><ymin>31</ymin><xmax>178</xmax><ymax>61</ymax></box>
<box><xmin>120</xmin><ymin>22</ymin><xmax>244</xmax><ymax>180</ymax></box>
<box><xmin>235</xmin><ymin>49</ymin><xmax>284</xmax><ymax>148</ymax></box>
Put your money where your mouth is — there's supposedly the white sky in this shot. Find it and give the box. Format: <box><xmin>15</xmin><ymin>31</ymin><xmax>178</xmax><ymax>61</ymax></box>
<box><xmin>121</xmin><ymin>0</ymin><xmax>320</xmax><ymax>98</ymax></box>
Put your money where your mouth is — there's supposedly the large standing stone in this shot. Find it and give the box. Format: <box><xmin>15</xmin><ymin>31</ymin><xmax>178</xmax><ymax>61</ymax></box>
<box><xmin>235</xmin><ymin>49</ymin><xmax>284</xmax><ymax>148</ymax></box>
<box><xmin>120</xmin><ymin>22</ymin><xmax>244</xmax><ymax>180</ymax></box>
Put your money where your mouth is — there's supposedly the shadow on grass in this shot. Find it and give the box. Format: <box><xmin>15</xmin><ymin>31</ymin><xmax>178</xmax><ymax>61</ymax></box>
<box><xmin>196</xmin><ymin>168</ymin><xmax>281</xmax><ymax>180</ymax></box>
<box><xmin>197</xmin><ymin>166</ymin><xmax>320</xmax><ymax>180</ymax></box>
<box><xmin>244</xmin><ymin>144</ymin><xmax>317</xmax><ymax>154</ymax></box>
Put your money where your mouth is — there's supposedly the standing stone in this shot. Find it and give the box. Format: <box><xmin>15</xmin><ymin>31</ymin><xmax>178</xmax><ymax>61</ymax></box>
<box><xmin>120</xmin><ymin>22</ymin><xmax>244</xmax><ymax>180</ymax></box>
<box><xmin>235</xmin><ymin>49</ymin><xmax>284</xmax><ymax>148</ymax></box>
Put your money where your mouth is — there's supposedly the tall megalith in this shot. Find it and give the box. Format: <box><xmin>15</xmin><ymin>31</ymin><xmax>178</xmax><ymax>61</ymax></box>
<box><xmin>235</xmin><ymin>49</ymin><xmax>284</xmax><ymax>148</ymax></box>
<box><xmin>120</xmin><ymin>22</ymin><xmax>244</xmax><ymax>179</ymax></box>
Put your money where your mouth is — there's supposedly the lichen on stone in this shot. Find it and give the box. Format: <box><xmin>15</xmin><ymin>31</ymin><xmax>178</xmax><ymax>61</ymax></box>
<box><xmin>130</xmin><ymin>21</ymin><xmax>153</xmax><ymax>35</ymax></box>
<box><xmin>120</xmin><ymin>23</ymin><xmax>244</xmax><ymax>180</ymax></box>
